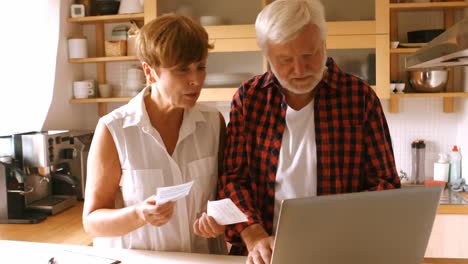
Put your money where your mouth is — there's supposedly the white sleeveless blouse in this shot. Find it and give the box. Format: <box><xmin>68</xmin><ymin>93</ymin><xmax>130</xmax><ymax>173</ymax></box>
<box><xmin>93</xmin><ymin>87</ymin><xmax>227</xmax><ymax>254</ymax></box>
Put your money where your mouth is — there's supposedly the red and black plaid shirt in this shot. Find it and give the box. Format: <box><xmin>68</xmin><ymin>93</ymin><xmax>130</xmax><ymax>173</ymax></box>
<box><xmin>218</xmin><ymin>58</ymin><xmax>400</xmax><ymax>255</ymax></box>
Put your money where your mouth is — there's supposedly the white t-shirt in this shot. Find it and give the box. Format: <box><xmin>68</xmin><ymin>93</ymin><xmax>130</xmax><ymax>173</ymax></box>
<box><xmin>93</xmin><ymin>86</ymin><xmax>226</xmax><ymax>254</ymax></box>
<box><xmin>273</xmin><ymin>100</ymin><xmax>317</xmax><ymax>232</ymax></box>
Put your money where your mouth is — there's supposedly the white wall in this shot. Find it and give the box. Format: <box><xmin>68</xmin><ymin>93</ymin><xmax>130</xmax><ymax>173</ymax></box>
<box><xmin>42</xmin><ymin>0</ymin><xmax>97</xmax><ymax>131</ymax></box>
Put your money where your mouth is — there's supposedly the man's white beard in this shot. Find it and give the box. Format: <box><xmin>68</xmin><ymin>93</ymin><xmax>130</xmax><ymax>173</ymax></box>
<box><xmin>271</xmin><ymin>56</ymin><xmax>327</xmax><ymax>95</ymax></box>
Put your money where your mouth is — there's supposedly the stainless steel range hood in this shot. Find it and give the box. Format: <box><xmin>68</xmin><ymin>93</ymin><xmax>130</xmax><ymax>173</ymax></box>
<box><xmin>405</xmin><ymin>16</ymin><xmax>468</xmax><ymax>69</ymax></box>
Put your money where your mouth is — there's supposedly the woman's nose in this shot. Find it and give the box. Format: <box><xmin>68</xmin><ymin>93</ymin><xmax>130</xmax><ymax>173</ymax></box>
<box><xmin>189</xmin><ymin>72</ymin><xmax>204</xmax><ymax>86</ymax></box>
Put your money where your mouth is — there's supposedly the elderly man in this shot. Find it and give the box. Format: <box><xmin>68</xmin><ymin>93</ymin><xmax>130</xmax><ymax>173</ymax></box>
<box><xmin>217</xmin><ymin>0</ymin><xmax>401</xmax><ymax>263</ymax></box>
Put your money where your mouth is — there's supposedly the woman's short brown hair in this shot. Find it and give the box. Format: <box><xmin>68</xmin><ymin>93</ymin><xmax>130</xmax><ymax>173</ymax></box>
<box><xmin>136</xmin><ymin>14</ymin><xmax>213</xmax><ymax>69</ymax></box>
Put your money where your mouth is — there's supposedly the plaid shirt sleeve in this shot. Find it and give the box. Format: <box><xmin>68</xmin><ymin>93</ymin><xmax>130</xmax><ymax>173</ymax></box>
<box><xmin>362</xmin><ymin>88</ymin><xmax>400</xmax><ymax>190</ymax></box>
<box><xmin>217</xmin><ymin>83</ymin><xmax>264</xmax><ymax>247</ymax></box>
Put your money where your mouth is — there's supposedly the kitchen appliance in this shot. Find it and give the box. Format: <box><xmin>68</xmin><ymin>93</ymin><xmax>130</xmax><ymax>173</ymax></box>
<box><xmin>95</xmin><ymin>0</ymin><xmax>120</xmax><ymax>15</ymax></box>
<box><xmin>12</xmin><ymin>130</ymin><xmax>93</xmax><ymax>215</ymax></box>
<box><xmin>0</xmin><ymin>160</ymin><xmax>47</xmax><ymax>224</ymax></box>
<box><xmin>406</xmin><ymin>17</ymin><xmax>468</xmax><ymax>68</ymax></box>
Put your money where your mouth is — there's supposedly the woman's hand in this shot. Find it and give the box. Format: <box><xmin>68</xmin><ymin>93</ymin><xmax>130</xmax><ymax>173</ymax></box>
<box><xmin>193</xmin><ymin>212</ymin><xmax>225</xmax><ymax>238</ymax></box>
<box><xmin>135</xmin><ymin>196</ymin><xmax>175</xmax><ymax>227</ymax></box>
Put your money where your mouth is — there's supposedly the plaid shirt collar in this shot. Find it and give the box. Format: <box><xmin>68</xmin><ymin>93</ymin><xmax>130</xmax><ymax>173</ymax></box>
<box><xmin>260</xmin><ymin>57</ymin><xmax>340</xmax><ymax>93</ymax></box>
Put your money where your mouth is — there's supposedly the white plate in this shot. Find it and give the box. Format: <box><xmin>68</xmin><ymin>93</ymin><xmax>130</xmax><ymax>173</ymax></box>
<box><xmin>399</xmin><ymin>43</ymin><xmax>426</xmax><ymax>48</ymax></box>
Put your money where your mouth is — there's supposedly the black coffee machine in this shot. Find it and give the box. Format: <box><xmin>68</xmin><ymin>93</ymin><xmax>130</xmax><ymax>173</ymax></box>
<box><xmin>0</xmin><ymin>160</ymin><xmax>47</xmax><ymax>224</ymax></box>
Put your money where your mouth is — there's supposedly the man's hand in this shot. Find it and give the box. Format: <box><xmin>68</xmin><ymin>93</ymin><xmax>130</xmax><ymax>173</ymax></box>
<box><xmin>135</xmin><ymin>196</ymin><xmax>175</xmax><ymax>226</ymax></box>
<box><xmin>241</xmin><ymin>224</ymin><xmax>275</xmax><ymax>264</ymax></box>
<box><xmin>246</xmin><ymin>236</ymin><xmax>275</xmax><ymax>264</ymax></box>
<box><xmin>193</xmin><ymin>212</ymin><xmax>225</xmax><ymax>238</ymax></box>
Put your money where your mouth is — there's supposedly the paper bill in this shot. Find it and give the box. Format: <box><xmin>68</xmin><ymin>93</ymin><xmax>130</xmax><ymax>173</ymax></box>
<box><xmin>155</xmin><ymin>181</ymin><xmax>194</xmax><ymax>205</ymax></box>
<box><xmin>207</xmin><ymin>198</ymin><xmax>248</xmax><ymax>225</ymax></box>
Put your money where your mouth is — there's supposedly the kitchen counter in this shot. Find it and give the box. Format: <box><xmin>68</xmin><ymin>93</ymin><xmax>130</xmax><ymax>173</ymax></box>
<box><xmin>0</xmin><ymin>191</ymin><xmax>467</xmax><ymax>247</ymax></box>
<box><xmin>0</xmin><ymin>202</ymin><xmax>92</xmax><ymax>245</ymax></box>
<box><xmin>436</xmin><ymin>190</ymin><xmax>468</xmax><ymax>214</ymax></box>
<box><xmin>0</xmin><ymin>240</ymin><xmax>467</xmax><ymax>264</ymax></box>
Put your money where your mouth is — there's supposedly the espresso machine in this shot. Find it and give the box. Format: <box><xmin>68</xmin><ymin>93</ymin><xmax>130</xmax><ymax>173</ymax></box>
<box><xmin>0</xmin><ymin>135</ymin><xmax>47</xmax><ymax>223</ymax></box>
<box><xmin>14</xmin><ymin>130</ymin><xmax>93</xmax><ymax>215</ymax></box>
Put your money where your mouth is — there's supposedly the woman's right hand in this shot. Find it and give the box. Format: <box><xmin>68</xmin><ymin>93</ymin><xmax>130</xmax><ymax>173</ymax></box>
<box><xmin>135</xmin><ymin>196</ymin><xmax>175</xmax><ymax>226</ymax></box>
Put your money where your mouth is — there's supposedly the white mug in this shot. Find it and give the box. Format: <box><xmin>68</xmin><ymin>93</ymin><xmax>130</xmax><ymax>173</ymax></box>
<box><xmin>73</xmin><ymin>81</ymin><xmax>94</xmax><ymax>99</ymax></box>
<box><xmin>83</xmin><ymin>79</ymin><xmax>96</xmax><ymax>97</ymax></box>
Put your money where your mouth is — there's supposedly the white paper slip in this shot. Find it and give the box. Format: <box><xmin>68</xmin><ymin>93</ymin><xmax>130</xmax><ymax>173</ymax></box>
<box><xmin>207</xmin><ymin>198</ymin><xmax>248</xmax><ymax>225</ymax></box>
<box><xmin>155</xmin><ymin>181</ymin><xmax>194</xmax><ymax>205</ymax></box>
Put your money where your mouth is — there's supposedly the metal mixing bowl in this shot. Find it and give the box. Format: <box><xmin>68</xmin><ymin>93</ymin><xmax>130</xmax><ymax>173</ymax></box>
<box><xmin>408</xmin><ymin>70</ymin><xmax>448</xmax><ymax>93</ymax></box>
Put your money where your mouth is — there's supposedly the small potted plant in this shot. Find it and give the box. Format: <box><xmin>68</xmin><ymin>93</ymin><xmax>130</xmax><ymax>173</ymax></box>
<box><xmin>390</xmin><ymin>80</ymin><xmax>397</xmax><ymax>93</ymax></box>
<box><xmin>395</xmin><ymin>80</ymin><xmax>405</xmax><ymax>93</ymax></box>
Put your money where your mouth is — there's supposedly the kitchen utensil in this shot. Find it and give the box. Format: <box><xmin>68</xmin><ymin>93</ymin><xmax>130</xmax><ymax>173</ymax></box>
<box><xmin>73</xmin><ymin>81</ymin><xmax>94</xmax><ymax>99</ymax></box>
<box><xmin>408</xmin><ymin>69</ymin><xmax>448</xmax><ymax>92</ymax></box>
<box><xmin>98</xmin><ymin>84</ymin><xmax>113</xmax><ymax>98</ymax></box>
<box><xmin>411</xmin><ymin>140</ymin><xmax>426</xmax><ymax>185</ymax></box>
<box><xmin>68</xmin><ymin>38</ymin><xmax>87</xmax><ymax>59</ymax></box>
<box><xmin>407</xmin><ymin>29</ymin><xmax>445</xmax><ymax>43</ymax></box>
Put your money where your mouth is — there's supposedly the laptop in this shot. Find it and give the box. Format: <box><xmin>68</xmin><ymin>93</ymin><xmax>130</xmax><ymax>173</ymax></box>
<box><xmin>271</xmin><ymin>186</ymin><xmax>443</xmax><ymax>264</ymax></box>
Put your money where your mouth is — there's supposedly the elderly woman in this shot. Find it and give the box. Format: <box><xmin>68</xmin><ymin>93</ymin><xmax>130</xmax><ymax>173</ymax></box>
<box><xmin>82</xmin><ymin>14</ymin><xmax>226</xmax><ymax>254</ymax></box>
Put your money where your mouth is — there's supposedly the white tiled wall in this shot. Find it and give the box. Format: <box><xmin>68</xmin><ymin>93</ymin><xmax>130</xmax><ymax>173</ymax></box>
<box><xmin>383</xmin><ymin>98</ymin><xmax>465</xmax><ymax>181</ymax></box>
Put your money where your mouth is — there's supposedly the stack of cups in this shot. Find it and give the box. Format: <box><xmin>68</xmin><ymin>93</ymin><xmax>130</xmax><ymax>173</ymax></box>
<box><xmin>127</xmin><ymin>66</ymin><xmax>145</xmax><ymax>96</ymax></box>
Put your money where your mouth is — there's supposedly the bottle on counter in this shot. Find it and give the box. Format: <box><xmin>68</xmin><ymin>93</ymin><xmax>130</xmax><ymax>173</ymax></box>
<box><xmin>449</xmin><ymin>145</ymin><xmax>462</xmax><ymax>185</ymax></box>
<box><xmin>433</xmin><ymin>153</ymin><xmax>449</xmax><ymax>184</ymax></box>
<box><xmin>411</xmin><ymin>140</ymin><xmax>426</xmax><ymax>185</ymax></box>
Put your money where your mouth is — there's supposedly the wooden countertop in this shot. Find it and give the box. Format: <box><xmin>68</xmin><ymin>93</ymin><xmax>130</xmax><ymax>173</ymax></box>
<box><xmin>0</xmin><ymin>202</ymin><xmax>92</xmax><ymax>245</ymax></box>
<box><xmin>0</xmin><ymin>194</ymin><xmax>466</xmax><ymax>248</ymax></box>
<box><xmin>438</xmin><ymin>192</ymin><xmax>468</xmax><ymax>215</ymax></box>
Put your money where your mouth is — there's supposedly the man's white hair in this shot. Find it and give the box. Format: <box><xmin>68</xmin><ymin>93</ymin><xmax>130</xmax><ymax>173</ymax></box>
<box><xmin>255</xmin><ymin>0</ymin><xmax>327</xmax><ymax>53</ymax></box>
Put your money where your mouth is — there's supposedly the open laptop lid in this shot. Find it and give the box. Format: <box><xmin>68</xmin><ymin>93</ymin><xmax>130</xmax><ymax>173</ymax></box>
<box><xmin>271</xmin><ymin>186</ymin><xmax>443</xmax><ymax>264</ymax></box>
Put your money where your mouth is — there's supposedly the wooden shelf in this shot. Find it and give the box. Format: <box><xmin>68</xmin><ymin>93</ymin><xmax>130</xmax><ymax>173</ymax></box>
<box><xmin>69</xmin><ymin>56</ymin><xmax>138</xmax><ymax>63</ymax></box>
<box><xmin>389</xmin><ymin>92</ymin><xmax>468</xmax><ymax>113</ymax></box>
<box><xmin>390</xmin><ymin>1</ymin><xmax>468</xmax><ymax>11</ymax></box>
<box><xmin>69</xmin><ymin>88</ymin><xmax>238</xmax><ymax>104</ymax></box>
<box><xmin>390</xmin><ymin>92</ymin><xmax>468</xmax><ymax>98</ymax></box>
<box><xmin>67</xmin><ymin>13</ymin><xmax>144</xmax><ymax>24</ymax></box>
<box><xmin>199</xmin><ymin>88</ymin><xmax>237</xmax><ymax>101</ymax></box>
<box><xmin>390</xmin><ymin>48</ymin><xmax>419</xmax><ymax>54</ymax></box>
